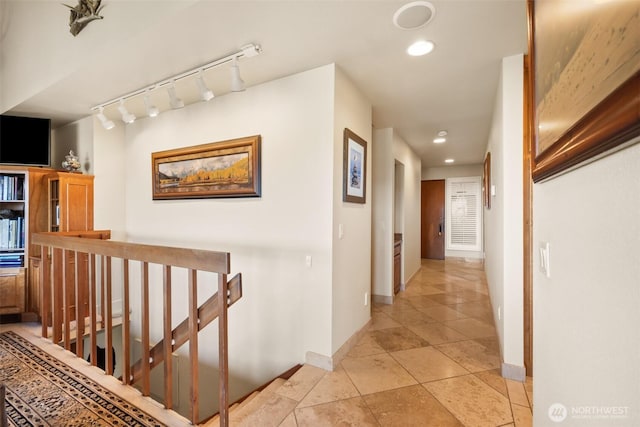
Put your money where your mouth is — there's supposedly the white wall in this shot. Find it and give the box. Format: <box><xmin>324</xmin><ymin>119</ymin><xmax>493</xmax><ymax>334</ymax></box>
<box><xmin>331</xmin><ymin>68</ymin><xmax>372</xmax><ymax>354</ymax></box>
<box><xmin>372</xmin><ymin>129</ymin><xmax>394</xmax><ymax>299</ymax></box>
<box><xmin>92</xmin><ymin>64</ymin><xmax>375</xmax><ymax>416</ymax></box>
<box><xmin>533</xmin><ymin>140</ymin><xmax>640</xmax><ymax>426</ymax></box>
<box><xmin>371</xmin><ymin>128</ymin><xmax>421</xmax><ymax>300</ymax></box>
<box><xmin>484</xmin><ymin>54</ymin><xmax>524</xmax><ymax>380</ymax></box>
<box><xmin>422</xmin><ymin>164</ymin><xmax>483</xmax><ymax>181</ymax></box>
<box><xmin>392</xmin><ymin>132</ymin><xmax>422</xmax><ymax>284</ymax></box>
<box><xmin>92</xmin><ymin>118</ymin><xmax>126</xmax><ymax>240</ymax></box>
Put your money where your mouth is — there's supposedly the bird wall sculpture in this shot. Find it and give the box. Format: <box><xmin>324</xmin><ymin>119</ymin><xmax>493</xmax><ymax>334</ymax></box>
<box><xmin>63</xmin><ymin>0</ymin><xmax>105</xmax><ymax>36</ymax></box>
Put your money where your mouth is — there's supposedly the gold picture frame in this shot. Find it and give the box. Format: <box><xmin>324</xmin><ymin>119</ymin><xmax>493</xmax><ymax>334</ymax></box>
<box><xmin>151</xmin><ymin>135</ymin><xmax>261</xmax><ymax>200</ymax></box>
<box><xmin>529</xmin><ymin>0</ymin><xmax>640</xmax><ymax>182</ymax></box>
<box><xmin>483</xmin><ymin>152</ymin><xmax>491</xmax><ymax>209</ymax></box>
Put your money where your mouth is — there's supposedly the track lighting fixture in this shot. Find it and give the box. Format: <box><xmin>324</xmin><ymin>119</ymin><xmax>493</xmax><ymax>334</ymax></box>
<box><xmin>196</xmin><ymin>70</ymin><xmax>215</xmax><ymax>101</ymax></box>
<box><xmin>91</xmin><ymin>43</ymin><xmax>262</xmax><ymax>128</ymax></box>
<box><xmin>117</xmin><ymin>99</ymin><xmax>136</xmax><ymax>124</ymax></box>
<box><xmin>144</xmin><ymin>90</ymin><xmax>159</xmax><ymax>117</ymax></box>
<box><xmin>230</xmin><ymin>57</ymin><xmax>245</xmax><ymax>92</ymax></box>
<box><xmin>96</xmin><ymin>106</ymin><xmax>115</xmax><ymax>130</ymax></box>
<box><xmin>167</xmin><ymin>81</ymin><xmax>184</xmax><ymax>109</ymax></box>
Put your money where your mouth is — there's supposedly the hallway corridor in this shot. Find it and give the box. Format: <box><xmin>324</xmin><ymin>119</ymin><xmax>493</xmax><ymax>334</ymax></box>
<box><xmin>265</xmin><ymin>258</ymin><xmax>533</xmax><ymax>426</ymax></box>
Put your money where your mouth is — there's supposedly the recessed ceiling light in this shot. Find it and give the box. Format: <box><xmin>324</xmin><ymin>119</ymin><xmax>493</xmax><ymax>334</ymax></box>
<box><xmin>407</xmin><ymin>40</ymin><xmax>435</xmax><ymax>56</ymax></box>
<box><xmin>393</xmin><ymin>1</ymin><xmax>436</xmax><ymax>30</ymax></box>
<box><xmin>444</xmin><ymin>159</ymin><xmax>455</xmax><ymax>164</ymax></box>
<box><xmin>437</xmin><ymin>130</ymin><xmax>448</xmax><ymax>137</ymax></box>
<box><xmin>433</xmin><ymin>137</ymin><xmax>446</xmax><ymax>144</ymax></box>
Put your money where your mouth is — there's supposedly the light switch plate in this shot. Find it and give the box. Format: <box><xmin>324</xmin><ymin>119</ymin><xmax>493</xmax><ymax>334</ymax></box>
<box><xmin>539</xmin><ymin>242</ymin><xmax>550</xmax><ymax>278</ymax></box>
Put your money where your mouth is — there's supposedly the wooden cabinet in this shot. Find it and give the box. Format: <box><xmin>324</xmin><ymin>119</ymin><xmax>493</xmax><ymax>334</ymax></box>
<box><xmin>47</xmin><ymin>172</ymin><xmax>94</xmax><ymax>233</ymax></box>
<box><xmin>0</xmin><ymin>268</ymin><xmax>25</xmax><ymax>314</ymax></box>
<box><xmin>27</xmin><ymin>257</ymin><xmax>41</xmax><ymax>315</ymax></box>
<box><xmin>393</xmin><ymin>234</ymin><xmax>402</xmax><ymax>295</ymax></box>
<box><xmin>26</xmin><ymin>167</ymin><xmax>55</xmax><ymax>316</ymax></box>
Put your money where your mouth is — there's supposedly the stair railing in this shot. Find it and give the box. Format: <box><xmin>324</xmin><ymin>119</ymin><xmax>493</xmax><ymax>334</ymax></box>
<box><xmin>32</xmin><ymin>231</ymin><xmax>241</xmax><ymax>426</ymax></box>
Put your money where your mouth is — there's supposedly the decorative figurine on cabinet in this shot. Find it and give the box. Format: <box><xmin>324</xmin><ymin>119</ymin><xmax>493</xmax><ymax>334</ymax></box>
<box><xmin>62</xmin><ymin>150</ymin><xmax>82</xmax><ymax>173</ymax></box>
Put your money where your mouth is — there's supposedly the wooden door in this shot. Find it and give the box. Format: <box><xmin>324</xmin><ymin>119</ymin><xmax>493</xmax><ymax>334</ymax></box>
<box><xmin>421</xmin><ymin>180</ymin><xmax>445</xmax><ymax>260</ymax></box>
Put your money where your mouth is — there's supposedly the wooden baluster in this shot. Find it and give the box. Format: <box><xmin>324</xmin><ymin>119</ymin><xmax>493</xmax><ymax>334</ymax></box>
<box><xmin>51</xmin><ymin>248</ymin><xmax>62</xmax><ymax>345</ymax></box>
<box><xmin>100</xmin><ymin>255</ymin><xmax>107</xmax><ymax>329</ymax></box>
<box><xmin>40</xmin><ymin>246</ymin><xmax>51</xmax><ymax>338</ymax></box>
<box><xmin>63</xmin><ymin>249</ymin><xmax>72</xmax><ymax>350</ymax></box>
<box><xmin>141</xmin><ymin>261</ymin><xmax>150</xmax><ymax>396</ymax></box>
<box><xmin>75</xmin><ymin>251</ymin><xmax>84</xmax><ymax>359</ymax></box>
<box><xmin>188</xmin><ymin>269</ymin><xmax>199</xmax><ymax>424</ymax></box>
<box><xmin>104</xmin><ymin>256</ymin><xmax>113</xmax><ymax>375</ymax></box>
<box><xmin>122</xmin><ymin>259</ymin><xmax>131</xmax><ymax>385</ymax></box>
<box><xmin>218</xmin><ymin>272</ymin><xmax>229</xmax><ymax>427</ymax></box>
<box><xmin>89</xmin><ymin>253</ymin><xmax>97</xmax><ymax>366</ymax></box>
<box><xmin>163</xmin><ymin>265</ymin><xmax>173</xmax><ymax>409</ymax></box>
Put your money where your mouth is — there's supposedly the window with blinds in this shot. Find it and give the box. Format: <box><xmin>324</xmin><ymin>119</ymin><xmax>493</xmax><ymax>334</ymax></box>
<box><xmin>446</xmin><ymin>177</ymin><xmax>482</xmax><ymax>251</ymax></box>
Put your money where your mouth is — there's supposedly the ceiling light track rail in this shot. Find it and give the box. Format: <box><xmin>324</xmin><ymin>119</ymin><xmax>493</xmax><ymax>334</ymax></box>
<box><xmin>91</xmin><ymin>43</ymin><xmax>262</xmax><ymax>113</ymax></box>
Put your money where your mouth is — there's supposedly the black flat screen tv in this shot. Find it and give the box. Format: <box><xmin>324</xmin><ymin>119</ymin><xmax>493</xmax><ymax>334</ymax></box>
<box><xmin>0</xmin><ymin>115</ymin><xmax>51</xmax><ymax>166</ymax></box>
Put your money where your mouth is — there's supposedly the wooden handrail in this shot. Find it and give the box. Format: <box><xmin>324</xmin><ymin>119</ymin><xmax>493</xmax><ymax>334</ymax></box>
<box><xmin>32</xmin><ymin>232</ymin><xmax>230</xmax><ymax>273</ymax></box>
<box><xmin>34</xmin><ymin>232</ymin><xmax>239</xmax><ymax>426</ymax></box>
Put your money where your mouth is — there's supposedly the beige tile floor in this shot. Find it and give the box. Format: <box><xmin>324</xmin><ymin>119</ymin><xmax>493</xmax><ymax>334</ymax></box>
<box><xmin>261</xmin><ymin>258</ymin><xmax>533</xmax><ymax>427</ymax></box>
<box><xmin>1</xmin><ymin>258</ymin><xmax>533</xmax><ymax>427</ymax></box>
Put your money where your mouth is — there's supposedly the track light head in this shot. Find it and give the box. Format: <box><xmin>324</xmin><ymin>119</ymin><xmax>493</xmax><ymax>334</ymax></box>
<box><xmin>144</xmin><ymin>90</ymin><xmax>159</xmax><ymax>118</ymax></box>
<box><xmin>96</xmin><ymin>106</ymin><xmax>115</xmax><ymax>130</ymax></box>
<box><xmin>230</xmin><ymin>57</ymin><xmax>245</xmax><ymax>92</ymax></box>
<box><xmin>241</xmin><ymin>43</ymin><xmax>262</xmax><ymax>58</ymax></box>
<box><xmin>196</xmin><ymin>70</ymin><xmax>214</xmax><ymax>101</ymax></box>
<box><xmin>167</xmin><ymin>81</ymin><xmax>184</xmax><ymax>109</ymax></box>
<box><xmin>117</xmin><ymin>99</ymin><xmax>136</xmax><ymax>124</ymax></box>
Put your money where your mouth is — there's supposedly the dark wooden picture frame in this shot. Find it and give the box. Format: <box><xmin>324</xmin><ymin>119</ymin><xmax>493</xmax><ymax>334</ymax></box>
<box><xmin>343</xmin><ymin>128</ymin><xmax>367</xmax><ymax>204</ymax></box>
<box><xmin>528</xmin><ymin>0</ymin><xmax>640</xmax><ymax>182</ymax></box>
<box><xmin>151</xmin><ymin>135</ymin><xmax>261</xmax><ymax>200</ymax></box>
<box><xmin>483</xmin><ymin>152</ymin><xmax>491</xmax><ymax>209</ymax></box>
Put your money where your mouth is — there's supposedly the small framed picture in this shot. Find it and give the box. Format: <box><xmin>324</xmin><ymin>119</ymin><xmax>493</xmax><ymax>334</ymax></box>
<box><xmin>342</xmin><ymin>128</ymin><xmax>367</xmax><ymax>204</ymax></box>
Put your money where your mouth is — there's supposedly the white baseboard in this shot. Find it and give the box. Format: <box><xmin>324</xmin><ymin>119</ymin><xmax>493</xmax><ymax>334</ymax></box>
<box><xmin>502</xmin><ymin>362</ymin><xmax>526</xmax><ymax>382</ymax></box>
<box><xmin>305</xmin><ymin>317</ymin><xmax>372</xmax><ymax>372</ymax></box>
<box><xmin>305</xmin><ymin>351</ymin><xmax>333</xmax><ymax>371</ymax></box>
<box><xmin>372</xmin><ymin>294</ymin><xmax>393</xmax><ymax>305</ymax></box>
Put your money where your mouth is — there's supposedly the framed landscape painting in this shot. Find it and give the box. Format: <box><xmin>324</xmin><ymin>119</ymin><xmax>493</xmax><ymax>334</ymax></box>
<box><xmin>343</xmin><ymin>128</ymin><xmax>367</xmax><ymax>204</ymax></box>
<box><xmin>152</xmin><ymin>135</ymin><xmax>261</xmax><ymax>200</ymax></box>
<box><xmin>529</xmin><ymin>0</ymin><xmax>640</xmax><ymax>182</ymax></box>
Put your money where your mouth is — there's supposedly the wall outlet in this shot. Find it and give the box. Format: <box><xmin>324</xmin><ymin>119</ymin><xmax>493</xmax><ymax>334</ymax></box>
<box><xmin>305</xmin><ymin>255</ymin><xmax>312</xmax><ymax>267</ymax></box>
<box><xmin>338</xmin><ymin>224</ymin><xmax>344</xmax><ymax>239</ymax></box>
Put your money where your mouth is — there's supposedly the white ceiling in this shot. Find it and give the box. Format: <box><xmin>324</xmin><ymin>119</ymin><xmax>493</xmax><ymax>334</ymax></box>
<box><xmin>8</xmin><ymin>0</ymin><xmax>528</xmax><ymax>168</ymax></box>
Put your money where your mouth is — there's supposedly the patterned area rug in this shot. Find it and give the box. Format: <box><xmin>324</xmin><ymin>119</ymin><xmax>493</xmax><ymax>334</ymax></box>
<box><xmin>0</xmin><ymin>331</ymin><xmax>166</xmax><ymax>426</ymax></box>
